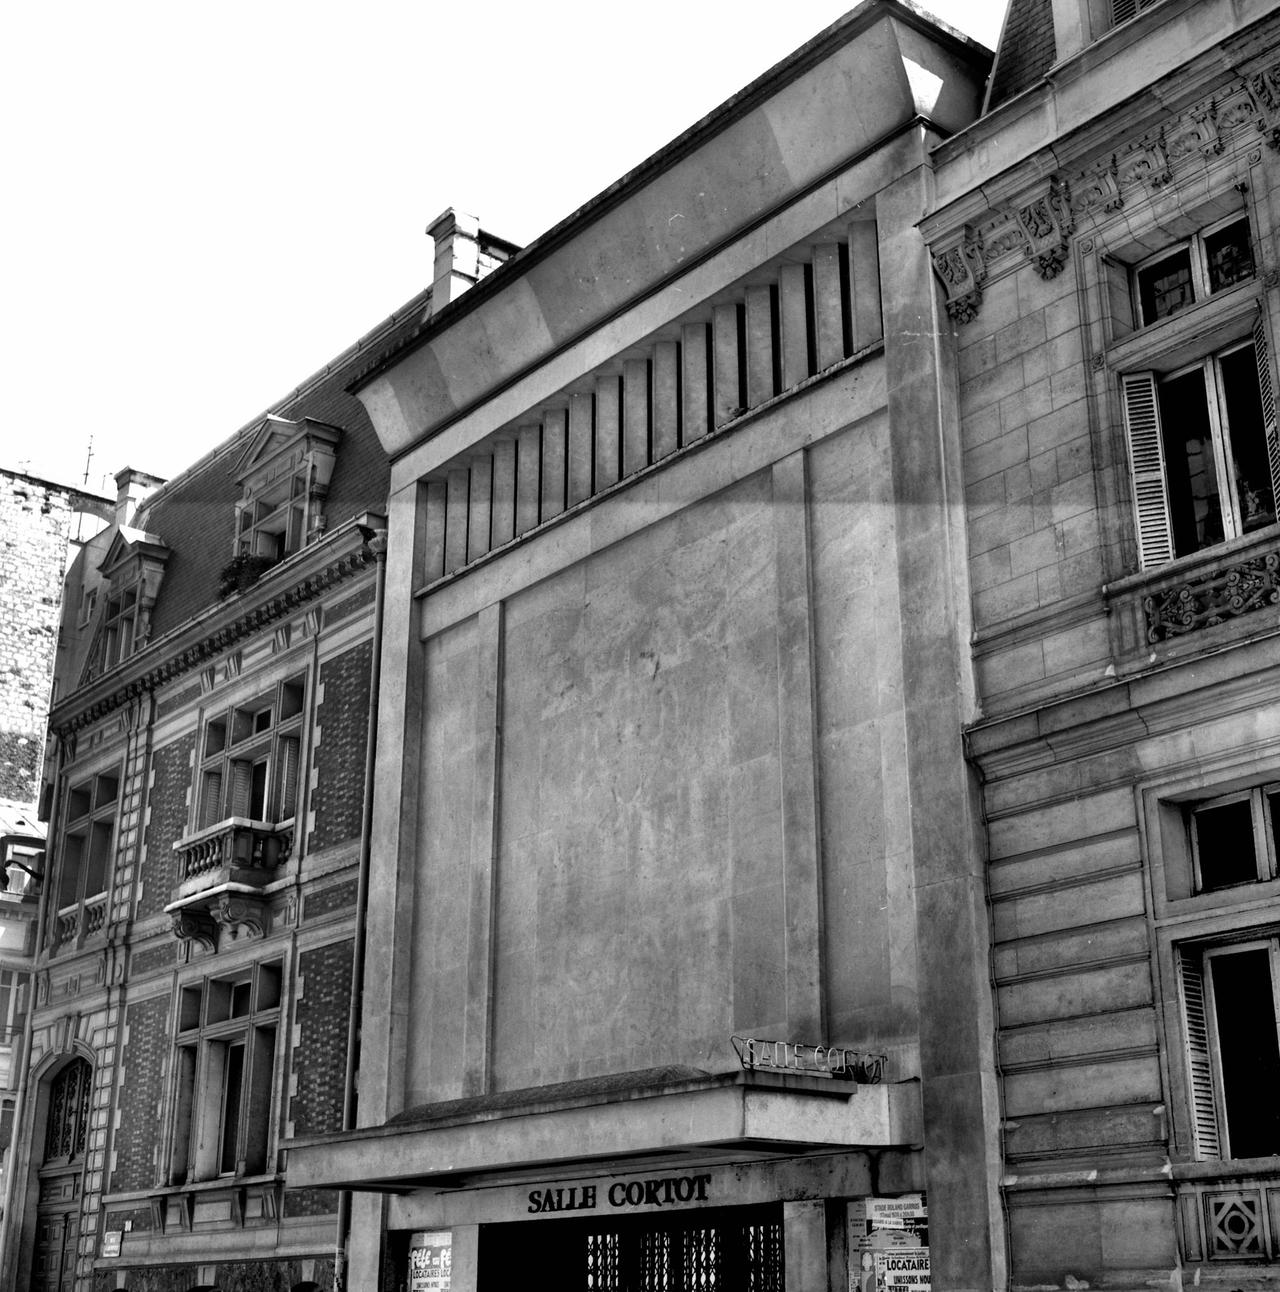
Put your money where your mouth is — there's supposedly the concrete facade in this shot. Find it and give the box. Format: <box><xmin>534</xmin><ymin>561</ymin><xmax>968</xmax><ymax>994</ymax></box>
<box><xmin>289</xmin><ymin>6</ymin><xmax>1002</xmax><ymax>1290</ymax></box>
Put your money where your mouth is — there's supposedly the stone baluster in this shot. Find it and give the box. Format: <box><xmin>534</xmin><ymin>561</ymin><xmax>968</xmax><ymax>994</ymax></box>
<box><xmin>652</xmin><ymin>341</ymin><xmax>679</xmax><ymax>460</ymax></box>
<box><xmin>467</xmin><ymin>455</ymin><xmax>493</xmax><ymax>565</ymax></box>
<box><xmin>515</xmin><ymin>425</ymin><xmax>541</xmax><ymax>536</ymax></box>
<box><xmin>595</xmin><ymin>374</ymin><xmax>622</xmax><ymax>489</ymax></box>
<box><xmin>712</xmin><ymin>303</ymin><xmax>744</xmax><ymax>427</ymax></box>
<box><xmin>490</xmin><ymin>438</ymin><xmax>516</xmax><ymax>548</ymax></box>
<box><xmin>682</xmin><ymin>322</ymin><xmax>711</xmax><ymax>443</ymax></box>
<box><xmin>541</xmin><ymin>409</ymin><xmax>568</xmax><ymax>521</ymax></box>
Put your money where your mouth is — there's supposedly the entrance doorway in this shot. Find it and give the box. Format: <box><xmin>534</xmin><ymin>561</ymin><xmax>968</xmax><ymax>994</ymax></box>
<box><xmin>30</xmin><ymin>1058</ymin><xmax>91</xmax><ymax>1292</ymax></box>
<box><xmin>479</xmin><ymin>1203</ymin><xmax>784</xmax><ymax>1292</ymax></box>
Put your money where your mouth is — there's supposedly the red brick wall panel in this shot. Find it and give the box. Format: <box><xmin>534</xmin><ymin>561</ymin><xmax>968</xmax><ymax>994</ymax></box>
<box><xmin>111</xmin><ymin>995</ymin><xmax>170</xmax><ymax>1192</ymax></box>
<box><xmin>138</xmin><ymin>733</ymin><xmax>196</xmax><ymax>919</ymax></box>
<box><xmin>290</xmin><ymin>938</ymin><xmax>353</xmax><ymax>1137</ymax></box>
<box><xmin>311</xmin><ymin>643</ymin><xmax>372</xmax><ymax>852</ymax></box>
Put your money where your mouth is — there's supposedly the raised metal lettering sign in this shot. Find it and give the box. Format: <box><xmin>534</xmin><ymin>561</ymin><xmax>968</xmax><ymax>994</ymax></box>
<box><xmin>731</xmin><ymin>1035</ymin><xmax>885</xmax><ymax>1083</ymax></box>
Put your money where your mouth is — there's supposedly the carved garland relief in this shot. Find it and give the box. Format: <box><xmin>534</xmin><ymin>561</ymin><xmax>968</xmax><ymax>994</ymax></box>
<box><xmin>932</xmin><ymin>60</ymin><xmax>1280</xmax><ymax>323</ymax></box>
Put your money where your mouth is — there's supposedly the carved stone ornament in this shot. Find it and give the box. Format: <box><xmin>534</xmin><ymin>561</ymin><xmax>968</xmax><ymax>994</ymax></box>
<box><xmin>1015</xmin><ymin>178</ymin><xmax>1075</xmax><ymax>280</ymax></box>
<box><xmin>210</xmin><ymin>894</ymin><xmax>268</xmax><ymax>941</ymax></box>
<box><xmin>1143</xmin><ymin>550</ymin><xmax>1280</xmax><ymax>643</ymax></box>
<box><xmin>1250</xmin><ymin>61</ymin><xmax>1280</xmax><ymax>151</ymax></box>
<box><xmin>170</xmin><ymin>909</ymin><xmax>217</xmax><ymax>953</ymax></box>
<box><xmin>932</xmin><ymin>234</ymin><xmax>984</xmax><ymax>324</ymax></box>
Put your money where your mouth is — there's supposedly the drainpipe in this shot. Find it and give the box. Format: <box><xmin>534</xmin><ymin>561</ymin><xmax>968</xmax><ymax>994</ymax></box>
<box><xmin>334</xmin><ymin>521</ymin><xmax>388</xmax><ymax>1292</ymax></box>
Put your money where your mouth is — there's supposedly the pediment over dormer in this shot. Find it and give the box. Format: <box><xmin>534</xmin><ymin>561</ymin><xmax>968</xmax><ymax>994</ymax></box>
<box><xmin>232</xmin><ymin>417</ymin><xmax>343</xmax><ymax>560</ymax></box>
<box><xmin>81</xmin><ymin>527</ymin><xmax>172</xmax><ymax>683</ymax></box>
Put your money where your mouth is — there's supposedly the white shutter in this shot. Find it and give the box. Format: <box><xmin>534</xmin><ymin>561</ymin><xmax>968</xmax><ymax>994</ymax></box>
<box><xmin>229</xmin><ymin>761</ymin><xmax>253</xmax><ymax>818</ymax></box>
<box><xmin>1121</xmin><ymin>371</ymin><xmax>1176</xmax><ymax>568</ymax></box>
<box><xmin>1179</xmin><ymin>948</ymin><xmax>1222</xmax><ymax>1161</ymax></box>
<box><xmin>275</xmin><ymin>736</ymin><xmax>300</xmax><ymax>822</ymax></box>
<box><xmin>1254</xmin><ymin>310</ymin><xmax>1280</xmax><ymax>521</ymax></box>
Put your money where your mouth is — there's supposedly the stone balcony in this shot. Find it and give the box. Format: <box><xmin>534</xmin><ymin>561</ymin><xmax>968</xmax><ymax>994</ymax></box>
<box><xmin>166</xmin><ymin>818</ymin><xmax>293</xmax><ymax>949</ymax></box>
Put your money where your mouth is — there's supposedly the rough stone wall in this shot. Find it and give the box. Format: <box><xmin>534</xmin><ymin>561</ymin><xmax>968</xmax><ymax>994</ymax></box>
<box><xmin>110</xmin><ymin>994</ymin><xmax>170</xmax><ymax>1192</ymax></box>
<box><xmin>0</xmin><ymin>470</ymin><xmax>77</xmax><ymax>807</ymax></box>
<box><xmin>310</xmin><ymin>641</ymin><xmax>372</xmax><ymax>852</ymax></box>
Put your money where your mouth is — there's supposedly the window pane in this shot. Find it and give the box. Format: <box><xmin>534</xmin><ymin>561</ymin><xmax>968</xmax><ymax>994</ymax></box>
<box><xmin>84</xmin><ymin>821</ymin><xmax>113</xmax><ymax>895</ymax></box>
<box><xmin>58</xmin><ymin>835</ymin><xmax>84</xmax><ymax>908</ymax></box>
<box><xmin>1192</xmin><ymin>799</ymin><xmax>1258</xmax><ymax>890</ymax></box>
<box><xmin>67</xmin><ymin>783</ymin><xmax>91</xmax><ymax>821</ymax></box>
<box><xmin>1219</xmin><ymin>345</ymin><xmax>1274</xmax><ymax>531</ymax></box>
<box><xmin>1138</xmin><ymin>248</ymin><xmax>1194</xmax><ymax>324</ymax></box>
<box><xmin>219</xmin><ymin>1043</ymin><xmax>246</xmax><ymax>1174</ymax></box>
<box><xmin>1158</xmin><ymin>370</ymin><xmax>1224</xmax><ymax>555</ymax></box>
<box><xmin>1209</xmin><ymin>948</ymin><xmax>1280</xmax><ymax>1159</ymax></box>
<box><xmin>1205</xmin><ymin>219</ymin><xmax>1254</xmax><ymax>294</ymax></box>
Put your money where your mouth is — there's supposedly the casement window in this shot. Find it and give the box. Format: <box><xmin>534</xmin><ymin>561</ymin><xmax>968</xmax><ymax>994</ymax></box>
<box><xmin>1120</xmin><ymin>316</ymin><xmax>1279</xmax><ymax>567</ymax></box>
<box><xmin>236</xmin><ymin>472</ymin><xmax>308</xmax><ymax>562</ymax></box>
<box><xmin>100</xmin><ymin>582</ymin><xmax>139</xmax><ymax>670</ymax></box>
<box><xmin>53</xmin><ymin>769</ymin><xmax>119</xmax><ymax>945</ymax></box>
<box><xmin>1179</xmin><ymin>939</ymin><xmax>1280</xmax><ymax>1161</ymax></box>
<box><xmin>198</xmin><ymin>677</ymin><xmax>304</xmax><ymax>829</ymax></box>
<box><xmin>1133</xmin><ymin>218</ymin><xmax>1255</xmax><ymax>328</ymax></box>
<box><xmin>1187</xmin><ymin>785</ymin><xmax>1280</xmax><ymax>893</ymax></box>
<box><xmin>169</xmin><ymin>961</ymin><xmax>281</xmax><ymax>1182</ymax></box>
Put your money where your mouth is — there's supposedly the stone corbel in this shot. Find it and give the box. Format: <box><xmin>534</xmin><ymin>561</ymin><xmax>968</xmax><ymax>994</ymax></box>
<box><xmin>1250</xmin><ymin>60</ymin><xmax>1280</xmax><ymax>151</ymax></box>
<box><xmin>210</xmin><ymin>894</ymin><xmax>268</xmax><ymax>942</ymax></box>
<box><xmin>171</xmin><ymin>909</ymin><xmax>217</xmax><ymax>953</ymax></box>
<box><xmin>932</xmin><ymin>230</ymin><xmax>985</xmax><ymax>324</ymax></box>
<box><xmin>1016</xmin><ymin>177</ymin><xmax>1075</xmax><ymax>280</ymax></box>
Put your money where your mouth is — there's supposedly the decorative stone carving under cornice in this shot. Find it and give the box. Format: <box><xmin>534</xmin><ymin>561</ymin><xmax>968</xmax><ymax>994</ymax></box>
<box><xmin>170</xmin><ymin>909</ymin><xmax>216</xmax><ymax>953</ymax></box>
<box><xmin>932</xmin><ymin>56</ymin><xmax>1280</xmax><ymax>323</ymax></box>
<box><xmin>1143</xmin><ymin>549</ymin><xmax>1280</xmax><ymax>643</ymax></box>
<box><xmin>210</xmin><ymin>894</ymin><xmax>268</xmax><ymax>941</ymax></box>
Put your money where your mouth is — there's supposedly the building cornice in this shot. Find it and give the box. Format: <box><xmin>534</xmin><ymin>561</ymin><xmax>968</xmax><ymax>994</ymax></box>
<box><xmin>49</xmin><ymin>515</ymin><xmax>384</xmax><ymax>739</ymax></box>
<box><xmin>923</xmin><ymin>15</ymin><xmax>1280</xmax><ymax>322</ymax></box>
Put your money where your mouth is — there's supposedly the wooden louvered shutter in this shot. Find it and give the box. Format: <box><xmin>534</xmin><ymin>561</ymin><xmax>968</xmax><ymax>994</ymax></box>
<box><xmin>229</xmin><ymin>761</ymin><xmax>253</xmax><ymax>819</ymax></box>
<box><xmin>275</xmin><ymin>736</ymin><xmax>300</xmax><ymax>822</ymax></box>
<box><xmin>201</xmin><ymin>770</ymin><xmax>224</xmax><ymax>828</ymax></box>
<box><xmin>1179</xmin><ymin>948</ymin><xmax>1222</xmax><ymax>1160</ymax></box>
<box><xmin>1254</xmin><ymin>311</ymin><xmax>1280</xmax><ymax>520</ymax></box>
<box><xmin>1121</xmin><ymin>372</ymin><xmax>1176</xmax><ymax>568</ymax></box>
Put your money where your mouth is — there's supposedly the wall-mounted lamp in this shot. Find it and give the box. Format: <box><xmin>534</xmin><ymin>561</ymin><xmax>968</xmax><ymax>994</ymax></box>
<box><xmin>0</xmin><ymin>858</ymin><xmax>45</xmax><ymax>893</ymax></box>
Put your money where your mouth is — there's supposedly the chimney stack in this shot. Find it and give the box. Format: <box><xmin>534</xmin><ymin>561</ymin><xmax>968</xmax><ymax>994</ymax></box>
<box><xmin>114</xmin><ymin>467</ymin><xmax>165</xmax><ymax>528</ymax></box>
<box><xmin>426</xmin><ymin>208</ymin><xmax>482</xmax><ymax>316</ymax></box>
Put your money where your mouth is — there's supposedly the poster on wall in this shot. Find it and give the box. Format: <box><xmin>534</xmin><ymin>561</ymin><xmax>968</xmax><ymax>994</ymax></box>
<box><xmin>848</xmin><ymin>1194</ymin><xmax>929</xmax><ymax>1292</ymax></box>
<box><xmin>409</xmin><ymin>1230</ymin><xmax>453</xmax><ymax>1292</ymax></box>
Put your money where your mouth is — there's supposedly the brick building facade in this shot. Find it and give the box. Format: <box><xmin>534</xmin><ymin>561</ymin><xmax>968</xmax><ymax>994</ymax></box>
<box><xmin>0</xmin><ymin>224</ymin><xmax>513</xmax><ymax>1290</ymax></box>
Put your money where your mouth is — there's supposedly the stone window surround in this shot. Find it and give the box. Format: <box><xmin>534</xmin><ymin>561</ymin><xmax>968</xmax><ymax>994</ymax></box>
<box><xmin>165</xmin><ymin>956</ymin><xmax>285</xmax><ymax>1188</ymax></box>
<box><xmin>1139</xmin><ymin>758</ymin><xmax>1280</xmax><ymax>1180</ymax></box>
<box><xmin>50</xmin><ymin>761</ymin><xmax>121</xmax><ymax>956</ymax></box>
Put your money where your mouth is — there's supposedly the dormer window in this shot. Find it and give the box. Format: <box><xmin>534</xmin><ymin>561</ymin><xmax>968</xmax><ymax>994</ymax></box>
<box><xmin>233</xmin><ymin>416</ymin><xmax>342</xmax><ymax>564</ymax></box>
<box><xmin>83</xmin><ymin>529</ymin><xmax>170</xmax><ymax>682</ymax></box>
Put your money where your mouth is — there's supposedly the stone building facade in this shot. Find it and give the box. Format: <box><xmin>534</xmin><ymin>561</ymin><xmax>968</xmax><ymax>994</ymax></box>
<box><xmin>286</xmin><ymin>0</ymin><xmax>1280</xmax><ymax>1289</ymax></box>
<box><xmin>1</xmin><ymin>222</ymin><xmax>514</xmax><ymax>1291</ymax></box>
<box><xmin>923</xmin><ymin>0</ymin><xmax>1280</xmax><ymax>1282</ymax></box>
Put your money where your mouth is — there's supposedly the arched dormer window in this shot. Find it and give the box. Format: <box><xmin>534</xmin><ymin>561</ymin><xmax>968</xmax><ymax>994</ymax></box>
<box><xmin>233</xmin><ymin>417</ymin><xmax>342</xmax><ymax>564</ymax></box>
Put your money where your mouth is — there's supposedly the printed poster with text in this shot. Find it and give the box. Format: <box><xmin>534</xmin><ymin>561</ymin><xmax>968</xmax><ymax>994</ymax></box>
<box><xmin>409</xmin><ymin>1230</ymin><xmax>452</xmax><ymax>1292</ymax></box>
<box><xmin>848</xmin><ymin>1194</ymin><xmax>929</xmax><ymax>1292</ymax></box>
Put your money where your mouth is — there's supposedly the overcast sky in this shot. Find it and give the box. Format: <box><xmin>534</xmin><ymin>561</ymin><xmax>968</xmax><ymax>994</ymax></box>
<box><xmin>2</xmin><ymin>0</ymin><xmax>1005</xmax><ymax>498</ymax></box>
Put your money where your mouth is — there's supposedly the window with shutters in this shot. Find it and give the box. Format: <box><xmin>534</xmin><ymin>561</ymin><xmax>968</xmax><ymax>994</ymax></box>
<box><xmin>1178</xmin><ymin>939</ymin><xmax>1280</xmax><ymax>1162</ymax></box>
<box><xmin>168</xmin><ymin>960</ymin><xmax>282</xmax><ymax>1183</ymax></box>
<box><xmin>197</xmin><ymin>677</ymin><xmax>304</xmax><ymax>829</ymax></box>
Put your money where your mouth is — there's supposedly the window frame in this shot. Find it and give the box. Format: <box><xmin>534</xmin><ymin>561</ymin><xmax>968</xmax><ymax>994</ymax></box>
<box><xmin>1130</xmin><ymin>214</ymin><xmax>1255</xmax><ymax>329</ymax></box>
<box><xmin>53</xmin><ymin>767</ymin><xmax>120</xmax><ymax>947</ymax></box>
<box><xmin>1188</xmin><ymin>784</ymin><xmax>1280</xmax><ymax>894</ymax></box>
<box><xmin>168</xmin><ymin>960</ymin><xmax>283</xmax><ymax>1184</ymax></box>
<box><xmin>196</xmin><ymin>676</ymin><xmax>305</xmax><ymax>830</ymax></box>
<box><xmin>1177</xmin><ymin>935</ymin><xmax>1280</xmax><ymax>1163</ymax></box>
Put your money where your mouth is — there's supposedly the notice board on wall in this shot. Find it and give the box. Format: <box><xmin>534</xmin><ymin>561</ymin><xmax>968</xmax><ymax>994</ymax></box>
<box><xmin>848</xmin><ymin>1194</ymin><xmax>929</xmax><ymax>1292</ymax></box>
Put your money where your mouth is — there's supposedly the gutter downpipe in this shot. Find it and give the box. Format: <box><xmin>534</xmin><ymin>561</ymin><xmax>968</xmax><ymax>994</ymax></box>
<box><xmin>334</xmin><ymin>521</ymin><xmax>388</xmax><ymax>1292</ymax></box>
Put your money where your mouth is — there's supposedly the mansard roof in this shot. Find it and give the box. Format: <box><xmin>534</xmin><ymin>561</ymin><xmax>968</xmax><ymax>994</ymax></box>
<box><xmin>132</xmin><ymin>294</ymin><xmax>430</xmax><ymax>642</ymax></box>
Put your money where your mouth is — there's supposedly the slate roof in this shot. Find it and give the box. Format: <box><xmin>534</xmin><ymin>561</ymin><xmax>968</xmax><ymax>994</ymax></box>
<box><xmin>136</xmin><ymin>288</ymin><xmax>431</xmax><ymax>641</ymax></box>
<box><xmin>985</xmin><ymin>0</ymin><xmax>1055</xmax><ymax>110</ymax></box>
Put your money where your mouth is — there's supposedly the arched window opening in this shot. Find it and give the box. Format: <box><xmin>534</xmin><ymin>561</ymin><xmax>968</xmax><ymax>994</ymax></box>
<box><xmin>42</xmin><ymin>1057</ymin><xmax>91</xmax><ymax>1165</ymax></box>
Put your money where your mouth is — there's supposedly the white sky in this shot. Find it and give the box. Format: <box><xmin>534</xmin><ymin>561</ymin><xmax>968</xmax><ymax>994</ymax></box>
<box><xmin>2</xmin><ymin>0</ymin><xmax>1005</xmax><ymax>497</ymax></box>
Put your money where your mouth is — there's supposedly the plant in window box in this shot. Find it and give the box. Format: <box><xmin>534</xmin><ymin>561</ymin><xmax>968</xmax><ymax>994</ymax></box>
<box><xmin>216</xmin><ymin>553</ymin><xmax>277</xmax><ymax>599</ymax></box>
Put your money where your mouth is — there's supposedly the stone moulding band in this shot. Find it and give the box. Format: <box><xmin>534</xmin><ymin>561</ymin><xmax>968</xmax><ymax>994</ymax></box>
<box><xmin>930</xmin><ymin>55</ymin><xmax>1280</xmax><ymax>323</ymax></box>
